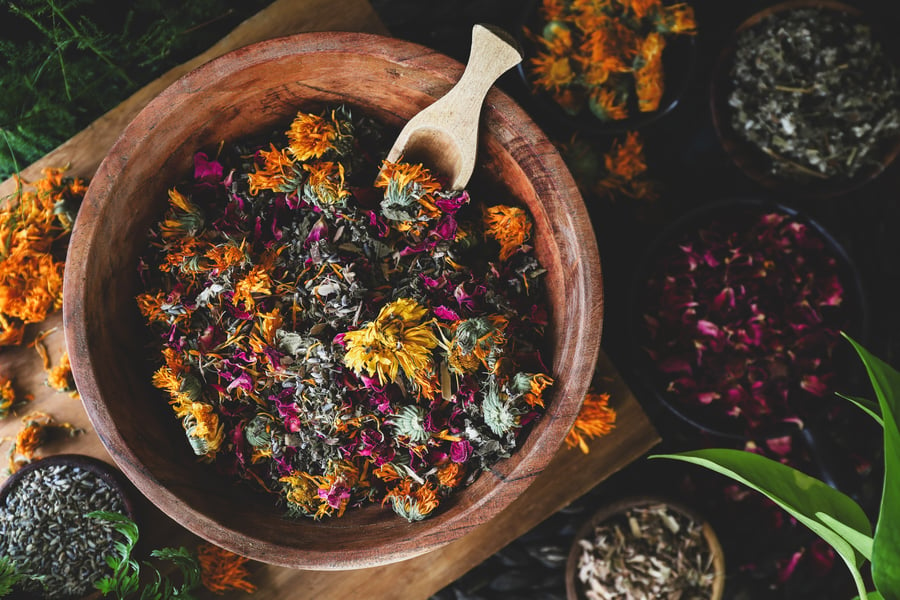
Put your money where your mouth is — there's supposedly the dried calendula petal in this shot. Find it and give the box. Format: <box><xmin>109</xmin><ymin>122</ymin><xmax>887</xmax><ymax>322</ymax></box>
<box><xmin>0</xmin><ymin>168</ymin><xmax>84</xmax><ymax>346</ymax></box>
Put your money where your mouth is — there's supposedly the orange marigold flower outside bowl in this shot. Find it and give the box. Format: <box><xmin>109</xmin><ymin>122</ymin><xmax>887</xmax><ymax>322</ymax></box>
<box><xmin>62</xmin><ymin>32</ymin><xmax>603</xmax><ymax>570</ymax></box>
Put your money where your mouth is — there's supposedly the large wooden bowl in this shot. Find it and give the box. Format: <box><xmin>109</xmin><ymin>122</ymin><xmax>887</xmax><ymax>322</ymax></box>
<box><xmin>62</xmin><ymin>31</ymin><xmax>603</xmax><ymax>570</ymax></box>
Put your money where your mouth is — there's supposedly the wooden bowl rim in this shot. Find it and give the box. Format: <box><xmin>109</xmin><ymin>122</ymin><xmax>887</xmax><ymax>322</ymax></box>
<box><xmin>63</xmin><ymin>30</ymin><xmax>603</xmax><ymax>569</ymax></box>
<box><xmin>709</xmin><ymin>0</ymin><xmax>900</xmax><ymax>199</ymax></box>
<box><xmin>564</xmin><ymin>495</ymin><xmax>726</xmax><ymax>600</ymax></box>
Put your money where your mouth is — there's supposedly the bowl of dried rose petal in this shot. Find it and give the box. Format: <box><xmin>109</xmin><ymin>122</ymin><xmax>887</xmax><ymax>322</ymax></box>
<box><xmin>628</xmin><ymin>198</ymin><xmax>868</xmax><ymax>448</ymax></box>
<box><xmin>62</xmin><ymin>31</ymin><xmax>603</xmax><ymax>570</ymax></box>
<box><xmin>565</xmin><ymin>496</ymin><xmax>725</xmax><ymax>600</ymax></box>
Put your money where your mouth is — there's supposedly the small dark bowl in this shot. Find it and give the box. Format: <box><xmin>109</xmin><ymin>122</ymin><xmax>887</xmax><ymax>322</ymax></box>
<box><xmin>515</xmin><ymin>0</ymin><xmax>698</xmax><ymax>137</ymax></box>
<box><xmin>710</xmin><ymin>0</ymin><xmax>900</xmax><ymax>199</ymax></box>
<box><xmin>0</xmin><ymin>454</ymin><xmax>137</xmax><ymax>517</ymax></box>
<box><xmin>565</xmin><ymin>496</ymin><xmax>726</xmax><ymax>600</ymax></box>
<box><xmin>0</xmin><ymin>454</ymin><xmax>137</xmax><ymax>600</ymax></box>
<box><xmin>627</xmin><ymin>197</ymin><xmax>869</xmax><ymax>443</ymax></box>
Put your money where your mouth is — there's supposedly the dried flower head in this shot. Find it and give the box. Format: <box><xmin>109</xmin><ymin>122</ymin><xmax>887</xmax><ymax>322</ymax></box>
<box><xmin>343</xmin><ymin>297</ymin><xmax>438</xmax><ymax>388</ymax></box>
<box><xmin>483</xmin><ymin>205</ymin><xmax>532</xmax><ymax>261</ymax></box>
<box><xmin>0</xmin><ymin>168</ymin><xmax>83</xmax><ymax>346</ymax></box>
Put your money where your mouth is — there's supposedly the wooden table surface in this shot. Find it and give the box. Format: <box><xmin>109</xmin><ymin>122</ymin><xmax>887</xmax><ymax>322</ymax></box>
<box><xmin>0</xmin><ymin>1</ymin><xmax>660</xmax><ymax>598</ymax></box>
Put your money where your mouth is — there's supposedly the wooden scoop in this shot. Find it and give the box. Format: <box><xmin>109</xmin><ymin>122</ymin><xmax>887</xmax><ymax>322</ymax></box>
<box><xmin>385</xmin><ymin>24</ymin><xmax>523</xmax><ymax>190</ymax></box>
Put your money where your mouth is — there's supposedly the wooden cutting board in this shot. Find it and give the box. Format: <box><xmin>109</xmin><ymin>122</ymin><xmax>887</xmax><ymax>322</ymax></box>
<box><xmin>0</xmin><ymin>1</ymin><xmax>660</xmax><ymax>598</ymax></box>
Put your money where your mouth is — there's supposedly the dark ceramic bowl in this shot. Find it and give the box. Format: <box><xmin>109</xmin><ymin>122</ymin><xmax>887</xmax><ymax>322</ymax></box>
<box><xmin>515</xmin><ymin>0</ymin><xmax>698</xmax><ymax>136</ymax></box>
<box><xmin>627</xmin><ymin>197</ymin><xmax>869</xmax><ymax>442</ymax></box>
<box><xmin>710</xmin><ymin>0</ymin><xmax>900</xmax><ymax>198</ymax></box>
<box><xmin>0</xmin><ymin>454</ymin><xmax>137</xmax><ymax>600</ymax></box>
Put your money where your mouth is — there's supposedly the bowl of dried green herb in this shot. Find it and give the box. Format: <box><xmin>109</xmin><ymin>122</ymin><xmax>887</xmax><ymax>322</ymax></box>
<box><xmin>62</xmin><ymin>31</ymin><xmax>603</xmax><ymax>570</ymax></box>
<box><xmin>711</xmin><ymin>1</ymin><xmax>900</xmax><ymax>198</ymax></box>
<box><xmin>565</xmin><ymin>496</ymin><xmax>726</xmax><ymax>599</ymax></box>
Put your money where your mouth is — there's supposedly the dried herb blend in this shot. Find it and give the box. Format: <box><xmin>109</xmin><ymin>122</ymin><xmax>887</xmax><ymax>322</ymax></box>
<box><xmin>136</xmin><ymin>106</ymin><xmax>553</xmax><ymax>522</ymax></box>
<box><xmin>573</xmin><ymin>503</ymin><xmax>717</xmax><ymax>599</ymax></box>
<box><xmin>0</xmin><ymin>462</ymin><xmax>126</xmax><ymax>599</ymax></box>
<box><xmin>527</xmin><ymin>0</ymin><xmax>696</xmax><ymax>121</ymax></box>
<box><xmin>728</xmin><ymin>7</ymin><xmax>900</xmax><ymax>182</ymax></box>
<box><xmin>638</xmin><ymin>206</ymin><xmax>848</xmax><ymax>438</ymax></box>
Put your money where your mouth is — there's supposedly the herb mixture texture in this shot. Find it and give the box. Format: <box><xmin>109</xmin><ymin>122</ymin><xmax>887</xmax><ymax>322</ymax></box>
<box><xmin>136</xmin><ymin>106</ymin><xmax>553</xmax><ymax>522</ymax></box>
<box><xmin>728</xmin><ymin>7</ymin><xmax>900</xmax><ymax>182</ymax></box>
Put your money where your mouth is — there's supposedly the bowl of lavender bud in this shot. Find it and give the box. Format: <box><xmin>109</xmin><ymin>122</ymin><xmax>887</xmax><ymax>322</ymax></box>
<box><xmin>0</xmin><ymin>454</ymin><xmax>137</xmax><ymax>599</ymax></box>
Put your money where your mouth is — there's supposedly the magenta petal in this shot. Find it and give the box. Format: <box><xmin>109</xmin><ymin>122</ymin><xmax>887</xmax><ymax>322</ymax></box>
<box><xmin>193</xmin><ymin>151</ymin><xmax>224</xmax><ymax>184</ymax></box>
<box><xmin>765</xmin><ymin>435</ymin><xmax>793</xmax><ymax>456</ymax></box>
<box><xmin>800</xmin><ymin>375</ymin><xmax>828</xmax><ymax>396</ymax></box>
<box><xmin>434</xmin><ymin>305</ymin><xmax>460</xmax><ymax>320</ymax></box>
<box><xmin>776</xmin><ymin>550</ymin><xmax>804</xmax><ymax>584</ymax></box>
<box><xmin>696</xmin><ymin>319</ymin><xmax>721</xmax><ymax>339</ymax></box>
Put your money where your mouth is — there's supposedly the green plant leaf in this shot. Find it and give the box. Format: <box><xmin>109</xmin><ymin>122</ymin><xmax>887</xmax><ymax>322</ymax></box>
<box><xmin>837</xmin><ymin>392</ymin><xmax>884</xmax><ymax>427</ymax></box>
<box><xmin>845</xmin><ymin>334</ymin><xmax>900</xmax><ymax>600</ymax></box>
<box><xmin>653</xmin><ymin>449</ymin><xmax>872</xmax><ymax>598</ymax></box>
<box><xmin>818</xmin><ymin>512</ymin><xmax>874</xmax><ymax>559</ymax></box>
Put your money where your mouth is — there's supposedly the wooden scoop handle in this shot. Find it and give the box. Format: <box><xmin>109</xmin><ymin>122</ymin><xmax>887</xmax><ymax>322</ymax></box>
<box><xmin>386</xmin><ymin>24</ymin><xmax>523</xmax><ymax>190</ymax></box>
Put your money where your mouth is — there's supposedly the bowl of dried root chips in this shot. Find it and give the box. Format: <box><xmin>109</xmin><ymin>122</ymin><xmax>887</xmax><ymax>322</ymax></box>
<box><xmin>63</xmin><ymin>31</ymin><xmax>603</xmax><ymax>570</ymax></box>
<box><xmin>565</xmin><ymin>496</ymin><xmax>725</xmax><ymax>600</ymax></box>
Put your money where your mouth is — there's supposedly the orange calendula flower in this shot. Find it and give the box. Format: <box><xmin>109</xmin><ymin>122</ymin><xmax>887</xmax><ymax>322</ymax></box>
<box><xmin>483</xmin><ymin>205</ymin><xmax>532</xmax><ymax>261</ymax></box>
<box><xmin>7</xmin><ymin>411</ymin><xmax>80</xmax><ymax>473</ymax></box>
<box><xmin>342</xmin><ymin>298</ymin><xmax>438</xmax><ymax>388</ymax></box>
<box><xmin>247</xmin><ymin>144</ymin><xmax>304</xmax><ymax>196</ymax></box>
<box><xmin>182</xmin><ymin>401</ymin><xmax>225</xmax><ymax>460</ymax></box>
<box><xmin>1</xmin><ymin>375</ymin><xmax>18</xmax><ymax>418</ymax></box>
<box><xmin>605</xmin><ymin>131</ymin><xmax>649</xmax><ymax>180</ymax></box>
<box><xmin>205</xmin><ymin>242</ymin><xmax>247</xmax><ymax>274</ymax></box>
<box><xmin>375</xmin><ymin>161</ymin><xmax>443</xmax><ymax>223</ymax></box>
<box><xmin>656</xmin><ymin>2</ymin><xmax>697</xmax><ymax>34</ymax></box>
<box><xmin>529</xmin><ymin>46</ymin><xmax>576</xmax><ymax>93</ymax></box>
<box><xmin>159</xmin><ymin>188</ymin><xmax>204</xmax><ymax>241</ymax></box>
<box><xmin>565</xmin><ymin>392</ymin><xmax>617</xmax><ymax>453</ymax></box>
<box><xmin>634</xmin><ymin>33</ymin><xmax>666</xmax><ymax>112</ymax></box>
<box><xmin>46</xmin><ymin>351</ymin><xmax>79</xmax><ymax>398</ymax></box>
<box><xmin>0</xmin><ymin>168</ymin><xmax>82</xmax><ymax>346</ymax></box>
<box><xmin>589</xmin><ymin>88</ymin><xmax>629</xmax><ymax>121</ymax></box>
<box><xmin>233</xmin><ymin>265</ymin><xmax>273</xmax><ymax>311</ymax></box>
<box><xmin>160</xmin><ymin>237</ymin><xmax>206</xmax><ymax>275</ymax></box>
<box><xmin>303</xmin><ymin>161</ymin><xmax>350</xmax><ymax>209</ymax></box>
<box><xmin>620</xmin><ymin>0</ymin><xmax>662</xmax><ymax>20</ymax></box>
<box><xmin>286</xmin><ymin>110</ymin><xmax>349</xmax><ymax>162</ymax></box>
<box><xmin>383</xmin><ymin>478</ymin><xmax>440</xmax><ymax>522</ymax></box>
<box><xmin>197</xmin><ymin>543</ymin><xmax>257</xmax><ymax>594</ymax></box>
<box><xmin>436</xmin><ymin>461</ymin><xmax>465</xmax><ymax>489</ymax></box>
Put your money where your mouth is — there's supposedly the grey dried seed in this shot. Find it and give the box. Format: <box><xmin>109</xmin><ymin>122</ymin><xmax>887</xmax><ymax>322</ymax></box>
<box><xmin>0</xmin><ymin>463</ymin><xmax>127</xmax><ymax>599</ymax></box>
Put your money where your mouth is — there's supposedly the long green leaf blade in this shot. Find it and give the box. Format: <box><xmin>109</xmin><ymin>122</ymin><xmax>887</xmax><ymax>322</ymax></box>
<box><xmin>653</xmin><ymin>450</ymin><xmax>872</xmax><ymax>577</ymax></box>
<box><xmin>837</xmin><ymin>392</ymin><xmax>884</xmax><ymax>427</ymax></box>
<box><xmin>845</xmin><ymin>334</ymin><xmax>900</xmax><ymax>599</ymax></box>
